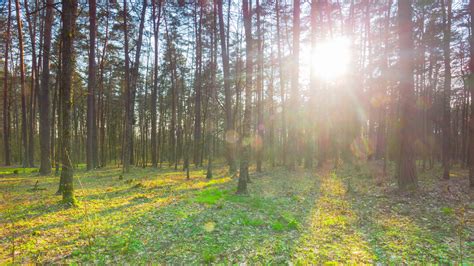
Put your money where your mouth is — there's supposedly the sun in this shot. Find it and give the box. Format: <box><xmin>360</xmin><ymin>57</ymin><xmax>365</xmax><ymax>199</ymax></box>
<box><xmin>311</xmin><ymin>37</ymin><xmax>351</xmax><ymax>81</ymax></box>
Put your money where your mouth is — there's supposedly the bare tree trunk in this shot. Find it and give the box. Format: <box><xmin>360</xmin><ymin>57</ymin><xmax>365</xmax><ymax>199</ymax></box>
<box><xmin>275</xmin><ymin>0</ymin><xmax>286</xmax><ymax>166</ymax></box>
<box><xmin>59</xmin><ymin>0</ymin><xmax>78</xmax><ymax>205</ymax></box>
<box><xmin>287</xmin><ymin>0</ymin><xmax>300</xmax><ymax>170</ymax></box>
<box><xmin>193</xmin><ymin>1</ymin><xmax>203</xmax><ymax>167</ymax></box>
<box><xmin>87</xmin><ymin>0</ymin><xmax>97</xmax><ymax>170</ymax></box>
<box><xmin>237</xmin><ymin>0</ymin><xmax>252</xmax><ymax>194</ymax></box>
<box><xmin>54</xmin><ymin>40</ymin><xmax>62</xmax><ymax>176</ymax></box>
<box><xmin>122</xmin><ymin>0</ymin><xmax>149</xmax><ymax>172</ymax></box>
<box><xmin>15</xmin><ymin>0</ymin><xmax>29</xmax><ymax>168</ymax></box>
<box><xmin>217</xmin><ymin>0</ymin><xmax>236</xmax><ymax>173</ymax></box>
<box><xmin>129</xmin><ymin>0</ymin><xmax>148</xmax><ymax>167</ymax></box>
<box><xmin>122</xmin><ymin>0</ymin><xmax>132</xmax><ymax>173</ymax></box>
<box><xmin>255</xmin><ymin>0</ymin><xmax>263</xmax><ymax>172</ymax></box>
<box><xmin>305</xmin><ymin>0</ymin><xmax>317</xmax><ymax>170</ymax></box>
<box><xmin>397</xmin><ymin>0</ymin><xmax>417</xmax><ymax>190</ymax></box>
<box><xmin>151</xmin><ymin>0</ymin><xmax>162</xmax><ymax>168</ymax></box>
<box><xmin>3</xmin><ymin>0</ymin><xmax>12</xmax><ymax>166</ymax></box>
<box><xmin>469</xmin><ymin>0</ymin><xmax>474</xmax><ymax>188</ymax></box>
<box><xmin>207</xmin><ymin>0</ymin><xmax>218</xmax><ymax>179</ymax></box>
<box><xmin>24</xmin><ymin>0</ymin><xmax>38</xmax><ymax>168</ymax></box>
<box><xmin>38</xmin><ymin>0</ymin><xmax>54</xmax><ymax>175</ymax></box>
<box><xmin>441</xmin><ymin>0</ymin><xmax>452</xmax><ymax>180</ymax></box>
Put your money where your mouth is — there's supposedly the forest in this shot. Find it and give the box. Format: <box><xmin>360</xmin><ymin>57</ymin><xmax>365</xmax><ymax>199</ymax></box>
<box><xmin>0</xmin><ymin>0</ymin><xmax>473</xmax><ymax>264</ymax></box>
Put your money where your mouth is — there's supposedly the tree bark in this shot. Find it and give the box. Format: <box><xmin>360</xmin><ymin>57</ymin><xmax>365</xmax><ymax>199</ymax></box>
<box><xmin>15</xmin><ymin>0</ymin><xmax>29</xmax><ymax>168</ymax></box>
<box><xmin>3</xmin><ymin>0</ymin><xmax>12</xmax><ymax>166</ymax></box>
<box><xmin>441</xmin><ymin>0</ymin><xmax>452</xmax><ymax>180</ymax></box>
<box><xmin>237</xmin><ymin>0</ymin><xmax>252</xmax><ymax>194</ymax></box>
<box><xmin>288</xmin><ymin>0</ymin><xmax>300</xmax><ymax>170</ymax></box>
<box><xmin>38</xmin><ymin>0</ymin><xmax>54</xmax><ymax>175</ymax></box>
<box><xmin>122</xmin><ymin>0</ymin><xmax>132</xmax><ymax>173</ymax></box>
<box><xmin>128</xmin><ymin>0</ymin><xmax>148</xmax><ymax>167</ymax></box>
<box><xmin>275</xmin><ymin>0</ymin><xmax>286</xmax><ymax>166</ymax></box>
<box><xmin>397</xmin><ymin>0</ymin><xmax>417</xmax><ymax>190</ymax></box>
<box><xmin>217</xmin><ymin>0</ymin><xmax>236</xmax><ymax>173</ymax></box>
<box><xmin>59</xmin><ymin>0</ymin><xmax>78</xmax><ymax>205</ymax></box>
<box><xmin>151</xmin><ymin>0</ymin><xmax>162</xmax><ymax>168</ymax></box>
<box><xmin>194</xmin><ymin>1</ymin><xmax>203</xmax><ymax>167</ymax></box>
<box><xmin>255</xmin><ymin>0</ymin><xmax>263</xmax><ymax>172</ymax></box>
<box><xmin>87</xmin><ymin>0</ymin><xmax>98</xmax><ymax>170</ymax></box>
<box><xmin>469</xmin><ymin>0</ymin><xmax>474</xmax><ymax>187</ymax></box>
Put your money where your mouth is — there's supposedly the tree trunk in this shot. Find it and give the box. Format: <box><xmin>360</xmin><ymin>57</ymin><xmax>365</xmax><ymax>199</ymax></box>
<box><xmin>87</xmin><ymin>0</ymin><xmax>97</xmax><ymax>170</ymax></box>
<box><xmin>237</xmin><ymin>0</ymin><xmax>252</xmax><ymax>195</ymax></box>
<box><xmin>275</xmin><ymin>0</ymin><xmax>286</xmax><ymax>166</ymax></box>
<box><xmin>3</xmin><ymin>0</ymin><xmax>12</xmax><ymax>166</ymax></box>
<box><xmin>207</xmin><ymin>0</ymin><xmax>218</xmax><ymax>179</ymax></box>
<box><xmin>193</xmin><ymin>1</ymin><xmax>203</xmax><ymax>167</ymax></box>
<box><xmin>151</xmin><ymin>0</ymin><xmax>162</xmax><ymax>168</ymax></box>
<box><xmin>59</xmin><ymin>0</ymin><xmax>78</xmax><ymax>205</ymax></box>
<box><xmin>129</xmin><ymin>0</ymin><xmax>148</xmax><ymax>167</ymax></box>
<box><xmin>122</xmin><ymin>0</ymin><xmax>132</xmax><ymax>173</ymax></box>
<box><xmin>469</xmin><ymin>0</ymin><xmax>474</xmax><ymax>188</ymax></box>
<box><xmin>441</xmin><ymin>0</ymin><xmax>452</xmax><ymax>180</ymax></box>
<box><xmin>24</xmin><ymin>0</ymin><xmax>38</xmax><ymax>168</ymax></box>
<box><xmin>255</xmin><ymin>0</ymin><xmax>263</xmax><ymax>172</ymax></box>
<box><xmin>397</xmin><ymin>0</ymin><xmax>417</xmax><ymax>190</ymax></box>
<box><xmin>15</xmin><ymin>0</ymin><xmax>29</xmax><ymax>168</ymax></box>
<box><xmin>217</xmin><ymin>0</ymin><xmax>236</xmax><ymax>173</ymax></box>
<box><xmin>38</xmin><ymin>0</ymin><xmax>54</xmax><ymax>175</ymax></box>
<box><xmin>288</xmin><ymin>0</ymin><xmax>300</xmax><ymax>170</ymax></box>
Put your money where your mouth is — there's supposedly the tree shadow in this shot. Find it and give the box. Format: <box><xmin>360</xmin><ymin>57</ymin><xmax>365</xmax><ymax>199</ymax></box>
<box><xmin>0</xmin><ymin>166</ymin><xmax>232</xmax><ymax>263</ymax></box>
<box><xmin>334</xmin><ymin>164</ymin><xmax>470</xmax><ymax>264</ymax></box>
<box><xmin>64</xmin><ymin>167</ymin><xmax>321</xmax><ymax>264</ymax></box>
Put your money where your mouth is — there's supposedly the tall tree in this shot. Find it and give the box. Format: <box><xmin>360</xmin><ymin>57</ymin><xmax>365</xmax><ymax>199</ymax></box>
<box><xmin>122</xmin><ymin>0</ymin><xmax>132</xmax><ymax>173</ymax></box>
<box><xmin>151</xmin><ymin>0</ymin><xmax>162</xmax><ymax>168</ymax></box>
<box><xmin>441</xmin><ymin>0</ymin><xmax>452</xmax><ymax>180</ymax></box>
<box><xmin>194</xmin><ymin>1</ymin><xmax>203</xmax><ymax>167</ymax></box>
<box><xmin>15</xmin><ymin>0</ymin><xmax>29</xmax><ymax>168</ymax></box>
<box><xmin>288</xmin><ymin>0</ymin><xmax>300</xmax><ymax>170</ymax></box>
<box><xmin>129</xmin><ymin>0</ymin><xmax>148</xmax><ymax>166</ymax></box>
<box><xmin>217</xmin><ymin>0</ymin><xmax>236</xmax><ymax>173</ymax></box>
<box><xmin>275</xmin><ymin>0</ymin><xmax>286</xmax><ymax>166</ymax></box>
<box><xmin>255</xmin><ymin>0</ymin><xmax>263</xmax><ymax>172</ymax></box>
<box><xmin>87</xmin><ymin>0</ymin><xmax>98</xmax><ymax>170</ymax></box>
<box><xmin>397</xmin><ymin>0</ymin><xmax>417</xmax><ymax>189</ymax></box>
<box><xmin>237</xmin><ymin>0</ymin><xmax>252</xmax><ymax>194</ymax></box>
<box><xmin>207</xmin><ymin>0</ymin><xmax>218</xmax><ymax>179</ymax></box>
<box><xmin>59</xmin><ymin>0</ymin><xmax>78</xmax><ymax>205</ymax></box>
<box><xmin>3</xmin><ymin>0</ymin><xmax>12</xmax><ymax>166</ymax></box>
<box><xmin>23</xmin><ymin>0</ymin><xmax>38</xmax><ymax>168</ymax></box>
<box><xmin>469</xmin><ymin>0</ymin><xmax>474</xmax><ymax>188</ymax></box>
<box><xmin>38</xmin><ymin>0</ymin><xmax>54</xmax><ymax>175</ymax></box>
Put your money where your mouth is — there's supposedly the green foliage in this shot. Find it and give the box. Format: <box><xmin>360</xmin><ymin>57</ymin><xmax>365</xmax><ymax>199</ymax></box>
<box><xmin>194</xmin><ymin>188</ymin><xmax>226</xmax><ymax>205</ymax></box>
<box><xmin>271</xmin><ymin>221</ymin><xmax>285</xmax><ymax>231</ymax></box>
<box><xmin>441</xmin><ymin>207</ymin><xmax>454</xmax><ymax>216</ymax></box>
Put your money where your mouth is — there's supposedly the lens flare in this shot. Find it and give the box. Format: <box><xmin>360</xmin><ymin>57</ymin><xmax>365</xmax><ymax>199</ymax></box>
<box><xmin>311</xmin><ymin>37</ymin><xmax>351</xmax><ymax>80</ymax></box>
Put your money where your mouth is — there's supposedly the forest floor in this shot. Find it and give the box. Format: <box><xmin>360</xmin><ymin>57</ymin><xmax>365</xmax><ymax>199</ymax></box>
<box><xmin>0</xmin><ymin>161</ymin><xmax>473</xmax><ymax>264</ymax></box>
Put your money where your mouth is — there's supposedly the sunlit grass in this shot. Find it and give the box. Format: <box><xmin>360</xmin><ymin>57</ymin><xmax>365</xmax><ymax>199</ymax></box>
<box><xmin>338</xmin><ymin>163</ymin><xmax>472</xmax><ymax>264</ymax></box>
<box><xmin>0</xmin><ymin>163</ymin><xmax>470</xmax><ymax>264</ymax></box>
<box><xmin>292</xmin><ymin>170</ymin><xmax>374</xmax><ymax>264</ymax></box>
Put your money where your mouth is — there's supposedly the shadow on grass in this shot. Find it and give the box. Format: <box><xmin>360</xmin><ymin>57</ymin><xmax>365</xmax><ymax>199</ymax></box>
<box><xmin>0</xmin><ymin>166</ymin><xmax>233</xmax><ymax>264</ymax></box>
<box><xmin>67</xmin><ymin>167</ymin><xmax>320</xmax><ymax>264</ymax></box>
<box><xmin>335</xmin><ymin>163</ymin><xmax>470</xmax><ymax>264</ymax></box>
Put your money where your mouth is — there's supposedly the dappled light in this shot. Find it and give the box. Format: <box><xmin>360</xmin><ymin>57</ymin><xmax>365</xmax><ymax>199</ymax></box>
<box><xmin>1</xmin><ymin>0</ymin><xmax>474</xmax><ymax>263</ymax></box>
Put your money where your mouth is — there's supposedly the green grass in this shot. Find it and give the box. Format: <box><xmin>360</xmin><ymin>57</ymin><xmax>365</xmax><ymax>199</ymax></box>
<box><xmin>0</xmin><ymin>167</ymin><xmax>39</xmax><ymax>175</ymax></box>
<box><xmin>0</xmin><ymin>162</ymin><xmax>470</xmax><ymax>264</ymax></box>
